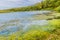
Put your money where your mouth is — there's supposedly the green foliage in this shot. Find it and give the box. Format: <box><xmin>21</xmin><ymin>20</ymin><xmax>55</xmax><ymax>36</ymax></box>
<box><xmin>49</xmin><ymin>19</ymin><xmax>60</xmax><ymax>28</ymax></box>
<box><xmin>23</xmin><ymin>30</ymin><xmax>50</xmax><ymax>40</ymax></box>
<box><xmin>0</xmin><ymin>0</ymin><xmax>60</xmax><ymax>13</ymax></box>
<box><xmin>54</xmin><ymin>6</ymin><xmax>60</xmax><ymax>12</ymax></box>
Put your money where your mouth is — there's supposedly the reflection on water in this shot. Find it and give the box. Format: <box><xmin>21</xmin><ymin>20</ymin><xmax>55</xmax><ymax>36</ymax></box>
<box><xmin>23</xmin><ymin>20</ymin><xmax>48</xmax><ymax>31</ymax></box>
<box><xmin>0</xmin><ymin>11</ymin><xmax>51</xmax><ymax>35</ymax></box>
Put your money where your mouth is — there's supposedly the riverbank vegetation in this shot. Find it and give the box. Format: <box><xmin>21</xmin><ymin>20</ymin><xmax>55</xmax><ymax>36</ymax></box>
<box><xmin>0</xmin><ymin>0</ymin><xmax>60</xmax><ymax>40</ymax></box>
<box><xmin>0</xmin><ymin>0</ymin><xmax>60</xmax><ymax>13</ymax></box>
<box><xmin>0</xmin><ymin>19</ymin><xmax>60</xmax><ymax>40</ymax></box>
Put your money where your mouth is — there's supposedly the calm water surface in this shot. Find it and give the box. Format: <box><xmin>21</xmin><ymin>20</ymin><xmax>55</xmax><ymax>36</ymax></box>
<box><xmin>0</xmin><ymin>11</ymin><xmax>50</xmax><ymax>35</ymax></box>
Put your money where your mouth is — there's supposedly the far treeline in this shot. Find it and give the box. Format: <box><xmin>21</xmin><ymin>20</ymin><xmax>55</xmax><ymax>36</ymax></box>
<box><xmin>0</xmin><ymin>0</ymin><xmax>60</xmax><ymax>13</ymax></box>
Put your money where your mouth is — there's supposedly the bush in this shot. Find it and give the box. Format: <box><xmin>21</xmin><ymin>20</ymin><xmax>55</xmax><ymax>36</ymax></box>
<box><xmin>23</xmin><ymin>30</ymin><xmax>50</xmax><ymax>40</ymax></box>
<box><xmin>54</xmin><ymin>6</ymin><xmax>60</xmax><ymax>12</ymax></box>
<box><xmin>48</xmin><ymin>19</ymin><xmax>60</xmax><ymax>28</ymax></box>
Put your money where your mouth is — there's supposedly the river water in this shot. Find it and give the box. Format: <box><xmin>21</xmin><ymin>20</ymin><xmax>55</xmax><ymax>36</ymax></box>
<box><xmin>0</xmin><ymin>11</ymin><xmax>50</xmax><ymax>35</ymax></box>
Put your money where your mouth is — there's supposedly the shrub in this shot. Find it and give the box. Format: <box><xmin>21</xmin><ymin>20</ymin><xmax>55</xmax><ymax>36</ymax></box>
<box><xmin>54</xmin><ymin>6</ymin><xmax>60</xmax><ymax>12</ymax></box>
<box><xmin>23</xmin><ymin>30</ymin><xmax>50</xmax><ymax>40</ymax></box>
<box><xmin>48</xmin><ymin>19</ymin><xmax>60</xmax><ymax>28</ymax></box>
